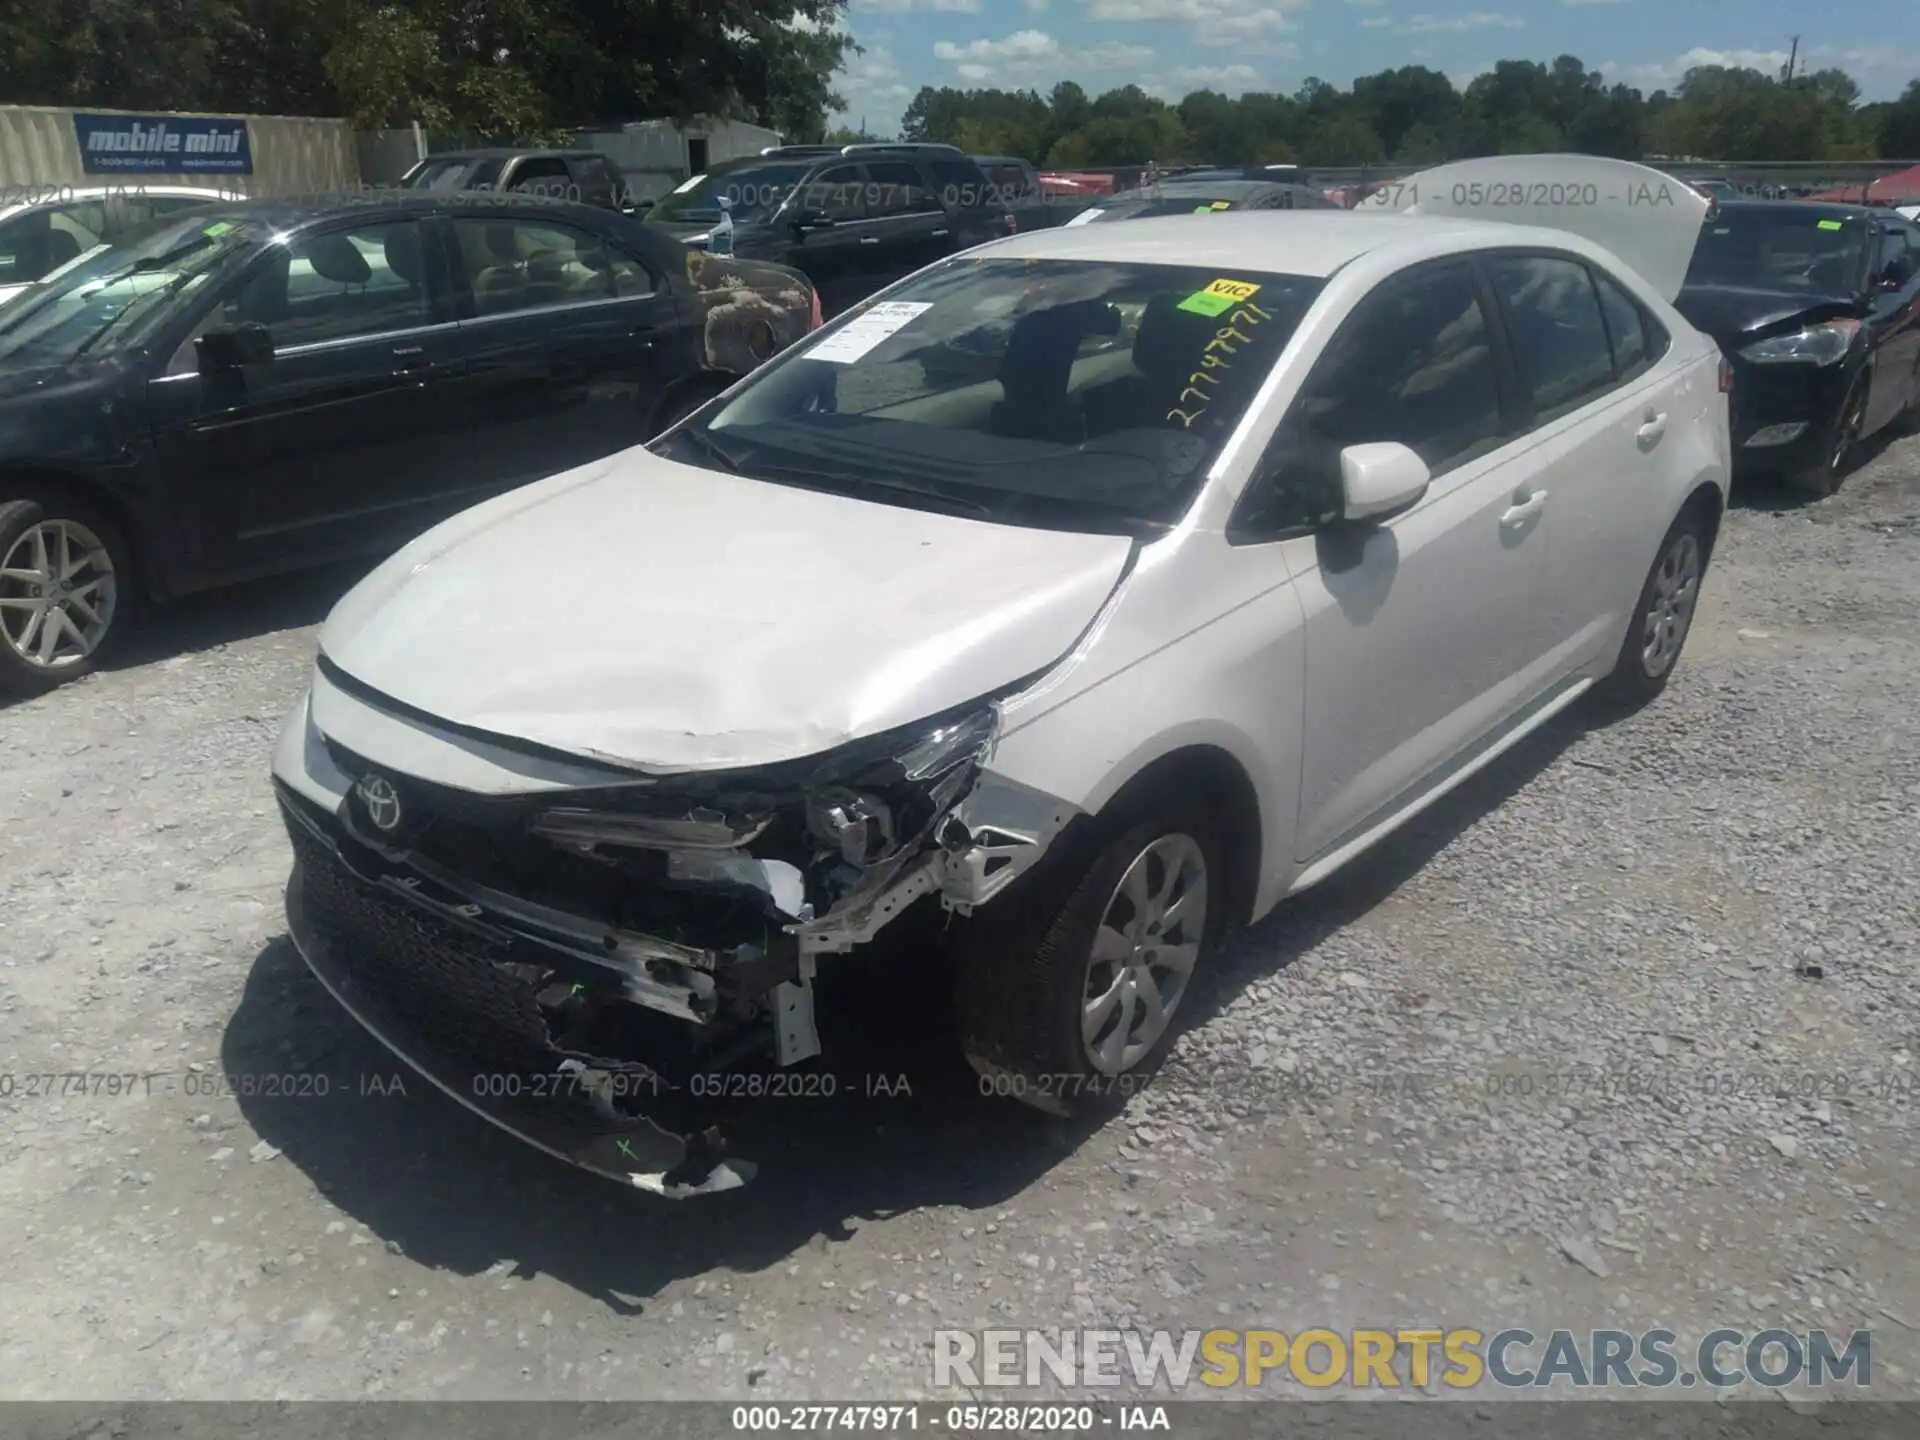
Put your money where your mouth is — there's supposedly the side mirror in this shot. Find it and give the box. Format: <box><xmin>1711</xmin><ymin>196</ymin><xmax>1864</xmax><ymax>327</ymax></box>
<box><xmin>1339</xmin><ymin>441</ymin><xmax>1430</xmax><ymax>521</ymax></box>
<box><xmin>196</xmin><ymin>322</ymin><xmax>274</xmax><ymax>370</ymax></box>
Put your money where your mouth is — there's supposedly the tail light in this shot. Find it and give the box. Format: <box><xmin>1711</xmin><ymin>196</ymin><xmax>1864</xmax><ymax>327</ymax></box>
<box><xmin>809</xmin><ymin>289</ymin><xmax>822</xmax><ymax>330</ymax></box>
<box><xmin>1718</xmin><ymin>355</ymin><xmax>1733</xmax><ymax>393</ymax></box>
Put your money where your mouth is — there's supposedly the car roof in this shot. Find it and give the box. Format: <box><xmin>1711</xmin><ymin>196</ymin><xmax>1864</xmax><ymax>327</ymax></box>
<box><xmin>0</xmin><ymin>184</ymin><xmax>234</xmax><ymax>221</ymax></box>
<box><xmin>1709</xmin><ymin>199</ymin><xmax>1870</xmax><ymax>219</ymax></box>
<box><xmin>974</xmin><ymin>209</ymin><xmax>1577</xmax><ymax>278</ymax></box>
<box><xmin>420</xmin><ymin>148</ymin><xmax>594</xmax><ymax>162</ymax></box>
<box><xmin>159</xmin><ymin>189</ymin><xmax>617</xmax><ymax>229</ymax></box>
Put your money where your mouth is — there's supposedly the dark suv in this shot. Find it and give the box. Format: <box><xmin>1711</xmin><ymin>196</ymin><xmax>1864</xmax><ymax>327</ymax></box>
<box><xmin>402</xmin><ymin>149</ymin><xmax>634</xmax><ymax>212</ymax></box>
<box><xmin>643</xmin><ymin>143</ymin><xmax>1013</xmax><ymax>316</ymax></box>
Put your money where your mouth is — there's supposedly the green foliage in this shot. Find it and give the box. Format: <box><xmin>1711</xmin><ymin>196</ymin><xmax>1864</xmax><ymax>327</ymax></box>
<box><xmin>893</xmin><ymin>54</ymin><xmax>1918</xmax><ymax>168</ymax></box>
<box><xmin>0</xmin><ymin>0</ymin><xmax>856</xmax><ymax>142</ymax></box>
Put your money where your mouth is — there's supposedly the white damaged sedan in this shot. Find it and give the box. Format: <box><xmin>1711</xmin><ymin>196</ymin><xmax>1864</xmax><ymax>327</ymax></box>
<box><xmin>272</xmin><ymin>158</ymin><xmax>1731</xmax><ymax>1196</ymax></box>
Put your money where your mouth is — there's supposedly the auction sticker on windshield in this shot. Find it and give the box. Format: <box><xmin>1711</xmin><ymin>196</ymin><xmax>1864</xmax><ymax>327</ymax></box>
<box><xmin>1178</xmin><ymin>278</ymin><xmax>1261</xmax><ymax>317</ymax></box>
<box><xmin>1817</xmin><ymin>219</ymin><xmax>1844</xmax><ymax>231</ymax></box>
<box><xmin>802</xmin><ymin>301</ymin><xmax>934</xmax><ymax>364</ymax></box>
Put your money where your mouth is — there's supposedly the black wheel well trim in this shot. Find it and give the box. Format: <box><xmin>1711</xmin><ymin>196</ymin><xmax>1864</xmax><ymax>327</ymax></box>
<box><xmin>0</xmin><ymin>465</ymin><xmax>149</xmax><ymax>597</ymax></box>
<box><xmin>1679</xmin><ymin>479</ymin><xmax>1724</xmax><ymax>561</ymax></box>
<box><xmin>1007</xmin><ymin>744</ymin><xmax>1264</xmax><ymax>933</ymax></box>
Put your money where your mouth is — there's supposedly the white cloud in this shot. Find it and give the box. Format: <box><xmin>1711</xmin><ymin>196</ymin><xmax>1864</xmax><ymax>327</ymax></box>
<box><xmin>831</xmin><ymin>44</ymin><xmax>912</xmax><ymax>129</ymax></box>
<box><xmin>856</xmin><ymin>0</ymin><xmax>981</xmax><ymax>12</ymax></box>
<box><xmin>1192</xmin><ymin>8</ymin><xmax>1302</xmax><ymax>45</ymax></box>
<box><xmin>1359</xmin><ymin>16</ymin><xmax>1390</xmax><ymax>27</ymax></box>
<box><xmin>1173</xmin><ymin>63</ymin><xmax>1269</xmax><ymax>88</ymax></box>
<box><xmin>1084</xmin><ymin>0</ymin><xmax>1307</xmax><ymax>20</ymax></box>
<box><xmin>932</xmin><ymin>28</ymin><xmax>1156</xmax><ymax>80</ymax></box>
<box><xmin>1392</xmin><ymin>11</ymin><xmax>1526</xmax><ymax>32</ymax></box>
<box><xmin>1598</xmin><ymin>44</ymin><xmax>1920</xmax><ymax>100</ymax></box>
<box><xmin>1021</xmin><ymin>0</ymin><xmax>1051</xmax><ymax>10</ymax></box>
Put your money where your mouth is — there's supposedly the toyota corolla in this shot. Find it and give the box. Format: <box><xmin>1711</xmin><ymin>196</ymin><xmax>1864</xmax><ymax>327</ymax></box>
<box><xmin>272</xmin><ymin>159</ymin><xmax>1731</xmax><ymax>1197</ymax></box>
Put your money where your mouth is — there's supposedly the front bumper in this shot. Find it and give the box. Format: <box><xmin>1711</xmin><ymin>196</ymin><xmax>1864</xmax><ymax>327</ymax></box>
<box><xmin>279</xmin><ymin>786</ymin><xmax>758</xmax><ymax>1196</ymax></box>
<box><xmin>1727</xmin><ymin>356</ymin><xmax>1854</xmax><ymax>472</ymax></box>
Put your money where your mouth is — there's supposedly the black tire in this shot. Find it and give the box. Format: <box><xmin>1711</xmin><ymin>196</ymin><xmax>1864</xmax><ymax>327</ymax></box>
<box><xmin>1595</xmin><ymin>505</ymin><xmax>1710</xmax><ymax>711</ymax></box>
<box><xmin>955</xmin><ymin>792</ymin><xmax>1226</xmax><ymax>1118</ymax></box>
<box><xmin>0</xmin><ymin>494</ymin><xmax>134</xmax><ymax>694</ymax></box>
<box><xmin>1786</xmin><ymin>373</ymin><xmax>1867</xmax><ymax>497</ymax></box>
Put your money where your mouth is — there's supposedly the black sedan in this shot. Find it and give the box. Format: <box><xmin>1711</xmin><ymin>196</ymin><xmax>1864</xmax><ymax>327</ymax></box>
<box><xmin>0</xmin><ymin>190</ymin><xmax>817</xmax><ymax>691</ymax></box>
<box><xmin>1673</xmin><ymin>201</ymin><xmax>1920</xmax><ymax>495</ymax></box>
<box><xmin>1062</xmin><ymin>178</ymin><xmax>1338</xmax><ymax>227</ymax></box>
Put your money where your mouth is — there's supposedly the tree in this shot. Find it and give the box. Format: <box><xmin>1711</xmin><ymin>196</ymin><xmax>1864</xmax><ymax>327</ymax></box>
<box><xmin>1879</xmin><ymin>79</ymin><xmax>1920</xmax><ymax>157</ymax></box>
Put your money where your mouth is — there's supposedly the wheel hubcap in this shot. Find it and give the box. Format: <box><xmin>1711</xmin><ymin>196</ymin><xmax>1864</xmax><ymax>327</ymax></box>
<box><xmin>1640</xmin><ymin>531</ymin><xmax>1700</xmax><ymax>678</ymax></box>
<box><xmin>0</xmin><ymin>518</ymin><xmax>116</xmax><ymax>671</ymax></box>
<box><xmin>1082</xmin><ymin>833</ymin><xmax>1208</xmax><ymax>1075</ymax></box>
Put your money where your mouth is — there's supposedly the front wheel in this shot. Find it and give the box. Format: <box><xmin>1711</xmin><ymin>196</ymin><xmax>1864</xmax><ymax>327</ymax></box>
<box><xmin>1595</xmin><ymin>507</ymin><xmax>1708</xmax><ymax>710</ymax></box>
<box><xmin>0</xmin><ymin>497</ymin><xmax>131</xmax><ymax>693</ymax></box>
<box><xmin>1786</xmin><ymin>373</ymin><xmax>1867</xmax><ymax>497</ymax></box>
<box><xmin>956</xmin><ymin>802</ymin><xmax>1223</xmax><ymax>1117</ymax></box>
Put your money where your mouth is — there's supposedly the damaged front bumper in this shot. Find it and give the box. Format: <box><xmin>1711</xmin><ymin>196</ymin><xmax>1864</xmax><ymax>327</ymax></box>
<box><xmin>273</xmin><ymin>683</ymin><xmax>1079</xmax><ymax>1197</ymax></box>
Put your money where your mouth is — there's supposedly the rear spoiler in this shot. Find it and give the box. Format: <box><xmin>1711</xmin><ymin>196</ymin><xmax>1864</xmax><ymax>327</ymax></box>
<box><xmin>1357</xmin><ymin>154</ymin><xmax>1711</xmax><ymax>303</ymax></box>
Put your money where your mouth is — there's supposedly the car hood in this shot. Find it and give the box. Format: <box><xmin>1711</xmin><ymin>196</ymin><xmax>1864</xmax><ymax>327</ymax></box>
<box><xmin>1671</xmin><ymin>284</ymin><xmax>1860</xmax><ymax>344</ymax></box>
<box><xmin>318</xmin><ymin>450</ymin><xmax>1134</xmax><ymax>773</ymax></box>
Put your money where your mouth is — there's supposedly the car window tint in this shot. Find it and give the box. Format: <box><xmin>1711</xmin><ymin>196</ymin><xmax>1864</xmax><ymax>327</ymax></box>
<box><xmin>570</xmin><ymin>155</ymin><xmax>618</xmax><ymax>192</ymax></box>
<box><xmin>220</xmin><ymin>222</ymin><xmax>431</xmax><ymax>348</ymax></box>
<box><xmin>1488</xmin><ymin>255</ymin><xmax>1617</xmax><ymax>417</ymax></box>
<box><xmin>1591</xmin><ymin>269</ymin><xmax>1651</xmax><ymax>378</ymax></box>
<box><xmin>864</xmin><ymin>160</ymin><xmax>940</xmax><ymax>217</ymax></box>
<box><xmin>988</xmin><ymin>165</ymin><xmax>1028</xmax><ymax>200</ymax></box>
<box><xmin>802</xmin><ymin>164</ymin><xmax>867</xmax><ymax>222</ymax></box>
<box><xmin>930</xmin><ymin>157</ymin><xmax>991</xmax><ymax>207</ymax></box>
<box><xmin>1235</xmin><ymin>260</ymin><xmax>1506</xmax><ymax>537</ymax></box>
<box><xmin>508</xmin><ymin>157</ymin><xmax>576</xmax><ymax>199</ymax></box>
<box><xmin>454</xmin><ymin>217</ymin><xmax>651</xmax><ymax>315</ymax></box>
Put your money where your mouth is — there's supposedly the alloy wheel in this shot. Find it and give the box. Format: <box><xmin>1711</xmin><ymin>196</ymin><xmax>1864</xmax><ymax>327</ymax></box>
<box><xmin>1081</xmin><ymin>833</ymin><xmax>1208</xmax><ymax>1075</ymax></box>
<box><xmin>0</xmin><ymin>518</ymin><xmax>117</xmax><ymax>671</ymax></box>
<box><xmin>1640</xmin><ymin>530</ymin><xmax>1700</xmax><ymax>679</ymax></box>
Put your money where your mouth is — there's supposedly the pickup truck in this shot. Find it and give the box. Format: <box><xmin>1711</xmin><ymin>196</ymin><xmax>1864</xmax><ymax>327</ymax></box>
<box><xmin>972</xmin><ymin>154</ymin><xmax>1066</xmax><ymax>232</ymax></box>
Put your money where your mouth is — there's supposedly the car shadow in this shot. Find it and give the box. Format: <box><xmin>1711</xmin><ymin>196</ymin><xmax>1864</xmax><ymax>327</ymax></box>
<box><xmin>221</xmin><ymin>697</ymin><xmax>1604</xmax><ymax>1307</ymax></box>
<box><xmin>221</xmin><ymin>921</ymin><xmax>1070</xmax><ymax>1312</ymax></box>
<box><xmin>1729</xmin><ymin>421</ymin><xmax>1910</xmax><ymax>513</ymax></box>
<box><xmin>110</xmin><ymin>561</ymin><xmax>372</xmax><ymax>669</ymax></box>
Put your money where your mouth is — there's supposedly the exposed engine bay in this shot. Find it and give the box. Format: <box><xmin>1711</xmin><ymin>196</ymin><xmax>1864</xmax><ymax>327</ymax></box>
<box><xmin>276</xmin><ymin>696</ymin><xmax>1078</xmax><ymax>1199</ymax></box>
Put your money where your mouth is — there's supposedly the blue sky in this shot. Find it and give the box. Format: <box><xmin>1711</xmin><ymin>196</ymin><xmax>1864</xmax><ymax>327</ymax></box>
<box><xmin>820</xmin><ymin>0</ymin><xmax>1920</xmax><ymax>135</ymax></box>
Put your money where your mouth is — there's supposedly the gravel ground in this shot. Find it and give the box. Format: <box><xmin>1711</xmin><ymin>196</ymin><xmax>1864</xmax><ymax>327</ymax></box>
<box><xmin>2</xmin><ymin>430</ymin><xmax>1918</xmax><ymax>1405</ymax></box>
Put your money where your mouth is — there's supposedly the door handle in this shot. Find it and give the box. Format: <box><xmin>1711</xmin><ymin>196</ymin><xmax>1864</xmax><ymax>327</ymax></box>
<box><xmin>629</xmin><ymin>327</ymin><xmax>657</xmax><ymax>348</ymax></box>
<box><xmin>1637</xmin><ymin>410</ymin><xmax>1668</xmax><ymax>445</ymax></box>
<box><xmin>931</xmin><ymin>229</ymin><xmax>949</xmax><ymax>238</ymax></box>
<box><xmin>391</xmin><ymin>344</ymin><xmax>428</xmax><ymax>373</ymax></box>
<box><xmin>859</xmin><ymin>236</ymin><xmax>880</xmax><ymax>245</ymax></box>
<box><xmin>1500</xmin><ymin>489</ymin><xmax>1548</xmax><ymax>527</ymax></box>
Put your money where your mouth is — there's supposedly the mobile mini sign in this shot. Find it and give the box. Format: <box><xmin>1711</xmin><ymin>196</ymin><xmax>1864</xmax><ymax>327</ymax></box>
<box><xmin>72</xmin><ymin>113</ymin><xmax>253</xmax><ymax>175</ymax></box>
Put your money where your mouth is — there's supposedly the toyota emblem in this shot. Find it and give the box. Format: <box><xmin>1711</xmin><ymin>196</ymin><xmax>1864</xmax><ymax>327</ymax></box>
<box><xmin>355</xmin><ymin>774</ymin><xmax>403</xmax><ymax>832</ymax></box>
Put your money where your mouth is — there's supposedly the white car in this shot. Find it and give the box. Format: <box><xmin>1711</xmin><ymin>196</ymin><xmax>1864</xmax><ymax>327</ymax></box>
<box><xmin>0</xmin><ymin>185</ymin><xmax>237</xmax><ymax>306</ymax></box>
<box><xmin>271</xmin><ymin>157</ymin><xmax>1731</xmax><ymax>1197</ymax></box>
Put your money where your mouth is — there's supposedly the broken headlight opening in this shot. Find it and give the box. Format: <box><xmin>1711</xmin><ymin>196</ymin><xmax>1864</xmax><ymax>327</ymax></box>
<box><xmin>526</xmin><ymin>705</ymin><xmax>999</xmax><ymax>925</ymax></box>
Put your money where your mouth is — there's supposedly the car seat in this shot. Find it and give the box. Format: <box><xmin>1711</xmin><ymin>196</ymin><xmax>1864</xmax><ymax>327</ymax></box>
<box><xmin>38</xmin><ymin>227</ymin><xmax>82</xmax><ymax>276</ymax></box>
<box><xmin>470</xmin><ymin>224</ymin><xmax>526</xmax><ymax>313</ymax></box>
<box><xmin>382</xmin><ymin>225</ymin><xmax>424</xmax><ymax>298</ymax></box>
<box><xmin>305</xmin><ymin>232</ymin><xmax>372</xmax><ymax>291</ymax></box>
<box><xmin>1078</xmin><ymin>292</ymin><xmax>1224</xmax><ymax>436</ymax></box>
<box><xmin>990</xmin><ymin>299</ymin><xmax>1119</xmax><ymax>442</ymax></box>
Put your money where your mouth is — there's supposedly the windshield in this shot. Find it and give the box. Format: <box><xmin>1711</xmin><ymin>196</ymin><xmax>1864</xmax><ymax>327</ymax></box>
<box><xmin>0</xmin><ymin>214</ymin><xmax>255</xmax><ymax>365</ymax></box>
<box><xmin>652</xmin><ymin>256</ymin><xmax>1323</xmax><ymax>533</ymax></box>
<box><xmin>649</xmin><ymin>164</ymin><xmax>812</xmax><ymax>224</ymax></box>
<box><xmin>1684</xmin><ymin>208</ymin><xmax>1869</xmax><ymax>295</ymax></box>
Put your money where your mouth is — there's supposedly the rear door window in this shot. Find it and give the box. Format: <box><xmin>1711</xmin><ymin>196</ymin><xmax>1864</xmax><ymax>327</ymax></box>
<box><xmin>802</xmin><ymin>164</ymin><xmax>869</xmax><ymax>223</ymax></box>
<box><xmin>864</xmin><ymin>160</ymin><xmax>942</xmax><ymax>218</ymax></box>
<box><xmin>454</xmin><ymin>217</ymin><xmax>654</xmax><ymax>315</ymax></box>
<box><xmin>1486</xmin><ymin>254</ymin><xmax>1618</xmax><ymax>421</ymax></box>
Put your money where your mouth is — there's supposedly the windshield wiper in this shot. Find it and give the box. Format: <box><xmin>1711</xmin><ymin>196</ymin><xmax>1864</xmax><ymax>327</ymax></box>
<box><xmin>745</xmin><ymin>457</ymin><xmax>997</xmax><ymax>520</ymax></box>
<box><xmin>655</xmin><ymin>425</ymin><xmax>743</xmax><ymax>472</ymax></box>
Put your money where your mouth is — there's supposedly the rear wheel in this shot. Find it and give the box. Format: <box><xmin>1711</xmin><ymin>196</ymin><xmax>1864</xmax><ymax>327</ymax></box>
<box><xmin>1596</xmin><ymin>507</ymin><xmax>1708</xmax><ymax>710</ymax></box>
<box><xmin>1787</xmin><ymin>373</ymin><xmax>1867</xmax><ymax>497</ymax></box>
<box><xmin>956</xmin><ymin>797</ymin><xmax>1223</xmax><ymax>1117</ymax></box>
<box><xmin>0</xmin><ymin>497</ymin><xmax>132</xmax><ymax>693</ymax></box>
